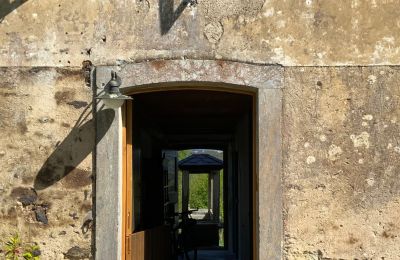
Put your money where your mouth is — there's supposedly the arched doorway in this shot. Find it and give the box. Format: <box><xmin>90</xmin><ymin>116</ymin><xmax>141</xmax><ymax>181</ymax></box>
<box><xmin>124</xmin><ymin>89</ymin><xmax>254</xmax><ymax>259</ymax></box>
<box><xmin>94</xmin><ymin>60</ymin><xmax>283</xmax><ymax>260</ymax></box>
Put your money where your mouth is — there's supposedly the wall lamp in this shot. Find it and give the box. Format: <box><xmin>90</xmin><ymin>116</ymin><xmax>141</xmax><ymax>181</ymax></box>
<box><xmin>96</xmin><ymin>71</ymin><xmax>132</xmax><ymax>109</ymax></box>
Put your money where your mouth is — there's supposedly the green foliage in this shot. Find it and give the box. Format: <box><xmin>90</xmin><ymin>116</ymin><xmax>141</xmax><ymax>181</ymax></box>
<box><xmin>189</xmin><ymin>171</ymin><xmax>224</xmax><ymax>220</ymax></box>
<box><xmin>22</xmin><ymin>244</ymin><xmax>40</xmax><ymax>260</ymax></box>
<box><xmin>178</xmin><ymin>150</ymin><xmax>191</xmax><ymax>161</ymax></box>
<box><xmin>4</xmin><ymin>234</ymin><xmax>21</xmax><ymax>260</ymax></box>
<box><xmin>3</xmin><ymin>234</ymin><xmax>40</xmax><ymax>260</ymax></box>
<box><xmin>189</xmin><ymin>174</ymin><xmax>208</xmax><ymax>209</ymax></box>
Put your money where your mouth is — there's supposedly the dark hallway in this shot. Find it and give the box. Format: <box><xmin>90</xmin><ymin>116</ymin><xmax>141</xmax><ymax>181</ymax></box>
<box><xmin>128</xmin><ymin>89</ymin><xmax>254</xmax><ymax>260</ymax></box>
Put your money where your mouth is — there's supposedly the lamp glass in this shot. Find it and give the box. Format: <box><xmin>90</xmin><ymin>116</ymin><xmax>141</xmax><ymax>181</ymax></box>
<box><xmin>102</xmin><ymin>98</ymin><xmax>125</xmax><ymax>109</ymax></box>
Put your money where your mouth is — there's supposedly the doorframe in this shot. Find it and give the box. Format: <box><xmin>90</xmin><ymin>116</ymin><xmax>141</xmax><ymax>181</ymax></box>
<box><xmin>94</xmin><ymin>60</ymin><xmax>283</xmax><ymax>260</ymax></box>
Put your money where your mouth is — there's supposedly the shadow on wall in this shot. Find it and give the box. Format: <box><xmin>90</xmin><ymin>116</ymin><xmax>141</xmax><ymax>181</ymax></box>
<box><xmin>34</xmin><ymin>105</ymin><xmax>115</xmax><ymax>190</ymax></box>
<box><xmin>159</xmin><ymin>0</ymin><xmax>193</xmax><ymax>35</ymax></box>
<box><xmin>0</xmin><ymin>0</ymin><xmax>29</xmax><ymax>22</ymax></box>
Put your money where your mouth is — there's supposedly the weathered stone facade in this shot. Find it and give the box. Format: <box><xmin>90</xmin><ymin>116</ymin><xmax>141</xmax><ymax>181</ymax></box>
<box><xmin>0</xmin><ymin>68</ymin><xmax>93</xmax><ymax>259</ymax></box>
<box><xmin>283</xmin><ymin>67</ymin><xmax>400</xmax><ymax>259</ymax></box>
<box><xmin>0</xmin><ymin>0</ymin><xmax>399</xmax><ymax>259</ymax></box>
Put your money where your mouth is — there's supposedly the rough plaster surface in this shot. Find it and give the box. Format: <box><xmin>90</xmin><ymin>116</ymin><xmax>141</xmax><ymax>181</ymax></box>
<box><xmin>1</xmin><ymin>64</ymin><xmax>400</xmax><ymax>258</ymax></box>
<box><xmin>283</xmin><ymin>66</ymin><xmax>400</xmax><ymax>259</ymax></box>
<box><xmin>0</xmin><ymin>68</ymin><xmax>93</xmax><ymax>259</ymax></box>
<box><xmin>1</xmin><ymin>0</ymin><xmax>400</xmax><ymax>258</ymax></box>
<box><xmin>0</xmin><ymin>0</ymin><xmax>399</xmax><ymax>66</ymax></box>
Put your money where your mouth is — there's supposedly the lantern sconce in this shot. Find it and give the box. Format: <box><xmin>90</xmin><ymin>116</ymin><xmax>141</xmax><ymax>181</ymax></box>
<box><xmin>96</xmin><ymin>71</ymin><xmax>132</xmax><ymax>109</ymax></box>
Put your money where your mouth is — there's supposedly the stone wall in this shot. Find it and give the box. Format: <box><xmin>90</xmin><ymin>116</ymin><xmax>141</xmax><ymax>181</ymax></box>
<box><xmin>1</xmin><ymin>0</ymin><xmax>400</xmax><ymax>259</ymax></box>
<box><xmin>0</xmin><ymin>0</ymin><xmax>399</xmax><ymax>66</ymax></box>
<box><xmin>0</xmin><ymin>68</ymin><xmax>93</xmax><ymax>259</ymax></box>
<box><xmin>283</xmin><ymin>67</ymin><xmax>400</xmax><ymax>259</ymax></box>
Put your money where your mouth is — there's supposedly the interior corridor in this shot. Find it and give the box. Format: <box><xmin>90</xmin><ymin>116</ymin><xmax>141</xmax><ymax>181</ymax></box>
<box><xmin>128</xmin><ymin>89</ymin><xmax>254</xmax><ymax>260</ymax></box>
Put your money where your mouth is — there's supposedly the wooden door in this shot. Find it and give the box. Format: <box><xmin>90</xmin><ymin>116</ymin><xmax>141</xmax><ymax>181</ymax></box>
<box><xmin>122</xmin><ymin>100</ymin><xmax>171</xmax><ymax>260</ymax></box>
<box><xmin>122</xmin><ymin>100</ymin><xmax>133</xmax><ymax>260</ymax></box>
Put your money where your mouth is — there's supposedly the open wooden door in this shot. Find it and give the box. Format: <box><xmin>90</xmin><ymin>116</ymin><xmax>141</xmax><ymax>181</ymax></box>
<box><xmin>122</xmin><ymin>99</ymin><xmax>171</xmax><ymax>260</ymax></box>
<box><xmin>122</xmin><ymin>100</ymin><xmax>133</xmax><ymax>260</ymax></box>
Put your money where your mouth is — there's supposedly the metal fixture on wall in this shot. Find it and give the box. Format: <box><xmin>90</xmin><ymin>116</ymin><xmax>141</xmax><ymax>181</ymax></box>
<box><xmin>96</xmin><ymin>71</ymin><xmax>132</xmax><ymax>109</ymax></box>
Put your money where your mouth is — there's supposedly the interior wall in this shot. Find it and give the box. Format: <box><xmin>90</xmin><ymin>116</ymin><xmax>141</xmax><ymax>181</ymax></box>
<box><xmin>132</xmin><ymin>103</ymin><xmax>164</xmax><ymax>231</ymax></box>
<box><xmin>234</xmin><ymin>112</ymin><xmax>252</xmax><ymax>259</ymax></box>
<box><xmin>225</xmin><ymin>144</ymin><xmax>236</xmax><ymax>254</ymax></box>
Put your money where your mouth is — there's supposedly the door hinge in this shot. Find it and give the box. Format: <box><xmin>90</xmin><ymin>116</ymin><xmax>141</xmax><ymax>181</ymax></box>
<box><xmin>126</xmin><ymin>235</ymin><xmax>131</xmax><ymax>256</ymax></box>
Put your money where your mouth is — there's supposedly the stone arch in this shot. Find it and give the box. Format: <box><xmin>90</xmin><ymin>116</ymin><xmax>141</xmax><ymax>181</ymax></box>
<box><xmin>94</xmin><ymin>59</ymin><xmax>283</xmax><ymax>260</ymax></box>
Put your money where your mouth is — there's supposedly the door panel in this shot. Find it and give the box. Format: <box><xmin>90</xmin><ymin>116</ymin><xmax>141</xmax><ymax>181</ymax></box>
<box><xmin>128</xmin><ymin>225</ymin><xmax>171</xmax><ymax>260</ymax></box>
<box><xmin>123</xmin><ymin>100</ymin><xmax>133</xmax><ymax>259</ymax></box>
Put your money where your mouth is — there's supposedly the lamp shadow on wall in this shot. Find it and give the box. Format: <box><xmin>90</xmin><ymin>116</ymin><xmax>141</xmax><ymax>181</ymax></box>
<box><xmin>159</xmin><ymin>0</ymin><xmax>191</xmax><ymax>35</ymax></box>
<box><xmin>0</xmin><ymin>0</ymin><xmax>29</xmax><ymax>22</ymax></box>
<box><xmin>34</xmin><ymin>104</ymin><xmax>115</xmax><ymax>190</ymax></box>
